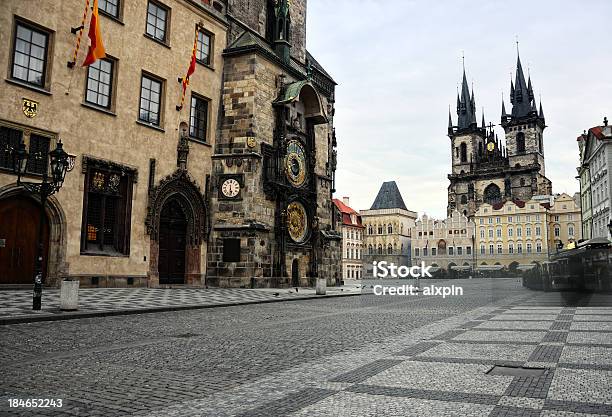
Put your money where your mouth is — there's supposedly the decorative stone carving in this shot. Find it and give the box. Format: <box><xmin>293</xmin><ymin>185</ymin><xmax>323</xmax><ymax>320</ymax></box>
<box><xmin>145</xmin><ymin>169</ymin><xmax>208</xmax><ymax>245</ymax></box>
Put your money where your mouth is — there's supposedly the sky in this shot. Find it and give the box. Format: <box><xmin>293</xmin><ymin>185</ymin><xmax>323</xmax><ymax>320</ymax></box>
<box><xmin>306</xmin><ymin>0</ymin><xmax>612</xmax><ymax>219</ymax></box>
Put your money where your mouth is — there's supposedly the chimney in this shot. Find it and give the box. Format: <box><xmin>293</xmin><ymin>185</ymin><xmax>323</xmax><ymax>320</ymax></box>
<box><xmin>342</xmin><ymin>196</ymin><xmax>350</xmax><ymax>206</ymax></box>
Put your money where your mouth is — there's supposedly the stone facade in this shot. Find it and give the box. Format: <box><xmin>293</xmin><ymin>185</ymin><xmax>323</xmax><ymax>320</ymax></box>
<box><xmin>0</xmin><ymin>0</ymin><xmax>341</xmax><ymax>288</ymax></box>
<box><xmin>548</xmin><ymin>193</ymin><xmax>582</xmax><ymax>250</ymax></box>
<box><xmin>448</xmin><ymin>55</ymin><xmax>552</xmax><ymax>218</ymax></box>
<box><xmin>411</xmin><ymin>211</ymin><xmax>476</xmax><ymax>273</ymax></box>
<box><xmin>206</xmin><ymin>0</ymin><xmax>341</xmax><ymax>288</ymax></box>
<box><xmin>0</xmin><ymin>0</ymin><xmax>227</xmax><ymax>287</ymax></box>
<box><xmin>333</xmin><ymin>197</ymin><xmax>364</xmax><ymax>280</ymax></box>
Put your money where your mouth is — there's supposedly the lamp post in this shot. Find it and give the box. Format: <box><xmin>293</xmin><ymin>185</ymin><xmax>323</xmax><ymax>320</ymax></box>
<box><xmin>12</xmin><ymin>139</ymin><xmax>72</xmax><ymax>310</ymax></box>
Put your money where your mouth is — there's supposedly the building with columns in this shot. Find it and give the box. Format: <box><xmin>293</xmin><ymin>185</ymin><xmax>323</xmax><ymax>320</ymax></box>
<box><xmin>333</xmin><ymin>197</ymin><xmax>364</xmax><ymax>279</ymax></box>
<box><xmin>361</xmin><ymin>181</ymin><xmax>417</xmax><ymax>278</ymax></box>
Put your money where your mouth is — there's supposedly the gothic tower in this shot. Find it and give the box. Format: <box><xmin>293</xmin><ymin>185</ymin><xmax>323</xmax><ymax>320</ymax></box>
<box><xmin>501</xmin><ymin>52</ymin><xmax>551</xmax><ymax>198</ymax></box>
<box><xmin>447</xmin><ymin>66</ymin><xmax>486</xmax><ymax>216</ymax></box>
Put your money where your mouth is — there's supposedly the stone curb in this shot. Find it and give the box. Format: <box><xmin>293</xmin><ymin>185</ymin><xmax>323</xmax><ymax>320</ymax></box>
<box><xmin>0</xmin><ymin>291</ymin><xmax>363</xmax><ymax>326</ymax></box>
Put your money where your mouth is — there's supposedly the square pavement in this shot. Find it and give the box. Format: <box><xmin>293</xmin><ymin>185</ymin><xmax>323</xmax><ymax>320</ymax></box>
<box><xmin>155</xmin><ymin>291</ymin><xmax>612</xmax><ymax>417</ymax></box>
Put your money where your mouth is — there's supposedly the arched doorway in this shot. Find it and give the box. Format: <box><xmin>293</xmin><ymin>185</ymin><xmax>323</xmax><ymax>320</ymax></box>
<box><xmin>158</xmin><ymin>199</ymin><xmax>187</xmax><ymax>285</ymax></box>
<box><xmin>0</xmin><ymin>196</ymin><xmax>49</xmax><ymax>285</ymax></box>
<box><xmin>291</xmin><ymin>258</ymin><xmax>299</xmax><ymax>287</ymax></box>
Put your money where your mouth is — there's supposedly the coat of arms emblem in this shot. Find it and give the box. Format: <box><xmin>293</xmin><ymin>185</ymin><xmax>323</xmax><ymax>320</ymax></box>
<box><xmin>22</xmin><ymin>98</ymin><xmax>39</xmax><ymax>118</ymax></box>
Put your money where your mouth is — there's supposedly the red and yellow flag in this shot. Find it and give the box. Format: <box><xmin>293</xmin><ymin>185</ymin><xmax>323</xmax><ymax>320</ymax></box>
<box><xmin>82</xmin><ymin>0</ymin><xmax>106</xmax><ymax>66</ymax></box>
<box><xmin>177</xmin><ymin>26</ymin><xmax>199</xmax><ymax>111</ymax></box>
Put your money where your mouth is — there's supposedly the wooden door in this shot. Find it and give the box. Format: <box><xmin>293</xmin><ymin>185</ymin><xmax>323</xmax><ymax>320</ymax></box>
<box><xmin>0</xmin><ymin>196</ymin><xmax>49</xmax><ymax>285</ymax></box>
<box><xmin>291</xmin><ymin>258</ymin><xmax>299</xmax><ymax>287</ymax></box>
<box><xmin>158</xmin><ymin>199</ymin><xmax>187</xmax><ymax>285</ymax></box>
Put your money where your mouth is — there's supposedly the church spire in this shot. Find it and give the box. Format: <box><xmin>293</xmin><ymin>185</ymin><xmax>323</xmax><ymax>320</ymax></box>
<box><xmin>456</xmin><ymin>67</ymin><xmax>477</xmax><ymax>130</ymax></box>
<box><xmin>272</xmin><ymin>0</ymin><xmax>291</xmax><ymax>62</ymax></box>
<box><xmin>510</xmin><ymin>51</ymin><xmax>535</xmax><ymax>119</ymax></box>
<box><xmin>539</xmin><ymin>100</ymin><xmax>545</xmax><ymax>121</ymax></box>
<box><xmin>501</xmin><ymin>94</ymin><xmax>508</xmax><ymax>124</ymax></box>
<box><xmin>448</xmin><ymin>107</ymin><xmax>454</xmax><ymax>135</ymax></box>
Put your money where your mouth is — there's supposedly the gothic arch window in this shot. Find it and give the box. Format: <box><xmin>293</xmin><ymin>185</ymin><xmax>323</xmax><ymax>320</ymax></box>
<box><xmin>388</xmin><ymin>224</ymin><xmax>393</xmax><ymax>234</ymax></box>
<box><xmin>368</xmin><ymin>224</ymin><xmax>373</xmax><ymax>235</ymax></box>
<box><xmin>377</xmin><ymin>244</ymin><xmax>383</xmax><ymax>255</ymax></box>
<box><xmin>517</xmin><ymin>132</ymin><xmax>526</xmax><ymax>153</ymax></box>
<box><xmin>483</xmin><ymin>184</ymin><xmax>502</xmax><ymax>205</ymax></box>
<box><xmin>460</xmin><ymin>142</ymin><xmax>467</xmax><ymax>163</ymax></box>
<box><xmin>437</xmin><ymin>239</ymin><xmax>446</xmax><ymax>255</ymax></box>
<box><xmin>378</xmin><ymin>224</ymin><xmax>383</xmax><ymax>234</ymax></box>
<box><xmin>368</xmin><ymin>244</ymin><xmax>373</xmax><ymax>255</ymax></box>
<box><xmin>387</xmin><ymin>244</ymin><xmax>393</xmax><ymax>255</ymax></box>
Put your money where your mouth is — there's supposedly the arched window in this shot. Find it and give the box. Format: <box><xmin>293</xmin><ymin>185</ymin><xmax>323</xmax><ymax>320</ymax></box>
<box><xmin>437</xmin><ymin>239</ymin><xmax>446</xmax><ymax>255</ymax></box>
<box><xmin>460</xmin><ymin>142</ymin><xmax>467</xmax><ymax>163</ymax></box>
<box><xmin>387</xmin><ymin>244</ymin><xmax>393</xmax><ymax>255</ymax></box>
<box><xmin>368</xmin><ymin>225</ymin><xmax>373</xmax><ymax>235</ymax></box>
<box><xmin>378</xmin><ymin>224</ymin><xmax>383</xmax><ymax>234</ymax></box>
<box><xmin>377</xmin><ymin>244</ymin><xmax>383</xmax><ymax>255</ymax></box>
<box><xmin>517</xmin><ymin>132</ymin><xmax>526</xmax><ymax>153</ymax></box>
<box><xmin>368</xmin><ymin>245</ymin><xmax>373</xmax><ymax>255</ymax></box>
<box><xmin>388</xmin><ymin>224</ymin><xmax>393</xmax><ymax>234</ymax></box>
<box><xmin>483</xmin><ymin>183</ymin><xmax>502</xmax><ymax>205</ymax></box>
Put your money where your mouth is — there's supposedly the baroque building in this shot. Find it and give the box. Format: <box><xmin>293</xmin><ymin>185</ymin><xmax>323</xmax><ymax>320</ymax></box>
<box><xmin>333</xmin><ymin>197</ymin><xmax>364</xmax><ymax>280</ymax></box>
<box><xmin>361</xmin><ymin>181</ymin><xmax>417</xmax><ymax>278</ymax></box>
<box><xmin>577</xmin><ymin>118</ymin><xmax>612</xmax><ymax>240</ymax></box>
<box><xmin>473</xmin><ymin>194</ymin><xmax>581</xmax><ymax>271</ymax></box>
<box><xmin>205</xmin><ymin>0</ymin><xmax>341</xmax><ymax>287</ymax></box>
<box><xmin>447</xmin><ymin>54</ymin><xmax>552</xmax><ymax>218</ymax></box>
<box><xmin>411</xmin><ymin>210</ymin><xmax>475</xmax><ymax>275</ymax></box>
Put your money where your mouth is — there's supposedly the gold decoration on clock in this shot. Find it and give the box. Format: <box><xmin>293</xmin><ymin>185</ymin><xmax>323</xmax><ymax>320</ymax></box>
<box><xmin>487</xmin><ymin>142</ymin><xmax>495</xmax><ymax>152</ymax></box>
<box><xmin>287</xmin><ymin>201</ymin><xmax>308</xmax><ymax>243</ymax></box>
<box><xmin>285</xmin><ymin>139</ymin><xmax>307</xmax><ymax>187</ymax></box>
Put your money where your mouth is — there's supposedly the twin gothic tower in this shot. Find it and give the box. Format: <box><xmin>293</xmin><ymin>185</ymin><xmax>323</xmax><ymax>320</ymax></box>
<box><xmin>447</xmin><ymin>53</ymin><xmax>552</xmax><ymax>217</ymax></box>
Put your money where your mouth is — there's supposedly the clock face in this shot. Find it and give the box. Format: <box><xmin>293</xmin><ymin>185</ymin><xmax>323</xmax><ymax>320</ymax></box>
<box><xmin>221</xmin><ymin>178</ymin><xmax>240</xmax><ymax>198</ymax></box>
<box><xmin>287</xmin><ymin>201</ymin><xmax>308</xmax><ymax>243</ymax></box>
<box><xmin>246</xmin><ymin>137</ymin><xmax>256</xmax><ymax>148</ymax></box>
<box><xmin>285</xmin><ymin>140</ymin><xmax>307</xmax><ymax>187</ymax></box>
<box><xmin>487</xmin><ymin>142</ymin><xmax>495</xmax><ymax>152</ymax></box>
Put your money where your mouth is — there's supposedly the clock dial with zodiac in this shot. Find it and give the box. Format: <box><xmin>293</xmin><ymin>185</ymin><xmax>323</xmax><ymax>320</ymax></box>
<box><xmin>287</xmin><ymin>201</ymin><xmax>308</xmax><ymax>243</ymax></box>
<box><xmin>221</xmin><ymin>178</ymin><xmax>241</xmax><ymax>198</ymax></box>
<box><xmin>285</xmin><ymin>140</ymin><xmax>307</xmax><ymax>187</ymax></box>
<box><xmin>487</xmin><ymin>142</ymin><xmax>495</xmax><ymax>152</ymax></box>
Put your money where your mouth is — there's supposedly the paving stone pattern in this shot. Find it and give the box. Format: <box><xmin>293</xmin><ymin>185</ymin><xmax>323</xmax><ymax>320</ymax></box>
<box><xmin>1</xmin><ymin>278</ymin><xmax>612</xmax><ymax>416</ymax></box>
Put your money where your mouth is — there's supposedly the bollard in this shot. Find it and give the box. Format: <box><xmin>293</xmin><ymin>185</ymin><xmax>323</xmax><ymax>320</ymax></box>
<box><xmin>60</xmin><ymin>279</ymin><xmax>79</xmax><ymax>311</ymax></box>
<box><xmin>316</xmin><ymin>278</ymin><xmax>326</xmax><ymax>295</ymax></box>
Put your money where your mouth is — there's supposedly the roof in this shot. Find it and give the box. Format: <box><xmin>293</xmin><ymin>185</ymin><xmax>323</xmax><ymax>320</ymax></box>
<box><xmin>306</xmin><ymin>51</ymin><xmax>336</xmax><ymax>84</ymax></box>
<box><xmin>590</xmin><ymin>126</ymin><xmax>604</xmax><ymax>139</ymax></box>
<box><xmin>370</xmin><ymin>181</ymin><xmax>408</xmax><ymax>210</ymax></box>
<box><xmin>332</xmin><ymin>199</ymin><xmax>364</xmax><ymax>228</ymax></box>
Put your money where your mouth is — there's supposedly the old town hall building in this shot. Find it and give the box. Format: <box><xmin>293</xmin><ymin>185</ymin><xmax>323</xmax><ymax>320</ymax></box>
<box><xmin>447</xmin><ymin>54</ymin><xmax>552</xmax><ymax>218</ymax></box>
<box><xmin>0</xmin><ymin>0</ymin><xmax>340</xmax><ymax>288</ymax></box>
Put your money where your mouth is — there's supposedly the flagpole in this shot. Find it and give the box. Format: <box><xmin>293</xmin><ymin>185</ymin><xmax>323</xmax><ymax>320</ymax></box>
<box><xmin>68</xmin><ymin>0</ymin><xmax>91</xmax><ymax>68</ymax></box>
<box><xmin>177</xmin><ymin>24</ymin><xmax>201</xmax><ymax>111</ymax></box>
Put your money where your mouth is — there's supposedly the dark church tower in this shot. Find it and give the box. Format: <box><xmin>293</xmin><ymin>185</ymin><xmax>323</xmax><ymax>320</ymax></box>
<box><xmin>501</xmin><ymin>52</ymin><xmax>551</xmax><ymax>198</ymax></box>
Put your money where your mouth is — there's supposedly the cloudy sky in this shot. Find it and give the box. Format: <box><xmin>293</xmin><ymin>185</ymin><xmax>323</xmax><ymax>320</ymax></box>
<box><xmin>306</xmin><ymin>0</ymin><xmax>612</xmax><ymax>218</ymax></box>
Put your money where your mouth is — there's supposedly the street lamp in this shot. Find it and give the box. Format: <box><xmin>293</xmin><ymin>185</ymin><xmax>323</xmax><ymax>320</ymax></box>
<box><xmin>12</xmin><ymin>139</ymin><xmax>72</xmax><ymax>310</ymax></box>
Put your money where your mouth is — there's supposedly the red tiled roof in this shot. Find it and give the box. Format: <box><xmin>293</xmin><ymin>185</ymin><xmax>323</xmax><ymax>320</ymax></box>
<box><xmin>590</xmin><ymin>126</ymin><xmax>604</xmax><ymax>139</ymax></box>
<box><xmin>332</xmin><ymin>199</ymin><xmax>364</xmax><ymax>228</ymax></box>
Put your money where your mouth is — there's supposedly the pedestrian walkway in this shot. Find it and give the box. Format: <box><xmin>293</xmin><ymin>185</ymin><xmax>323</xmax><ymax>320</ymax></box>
<box><xmin>145</xmin><ymin>290</ymin><xmax>612</xmax><ymax>417</ymax></box>
<box><xmin>0</xmin><ymin>284</ymin><xmax>362</xmax><ymax>324</ymax></box>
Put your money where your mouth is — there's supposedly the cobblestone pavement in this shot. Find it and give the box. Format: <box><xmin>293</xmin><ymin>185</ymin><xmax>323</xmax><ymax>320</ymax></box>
<box><xmin>1</xmin><ymin>278</ymin><xmax>611</xmax><ymax>416</ymax></box>
<box><xmin>0</xmin><ymin>284</ymin><xmax>362</xmax><ymax>324</ymax></box>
